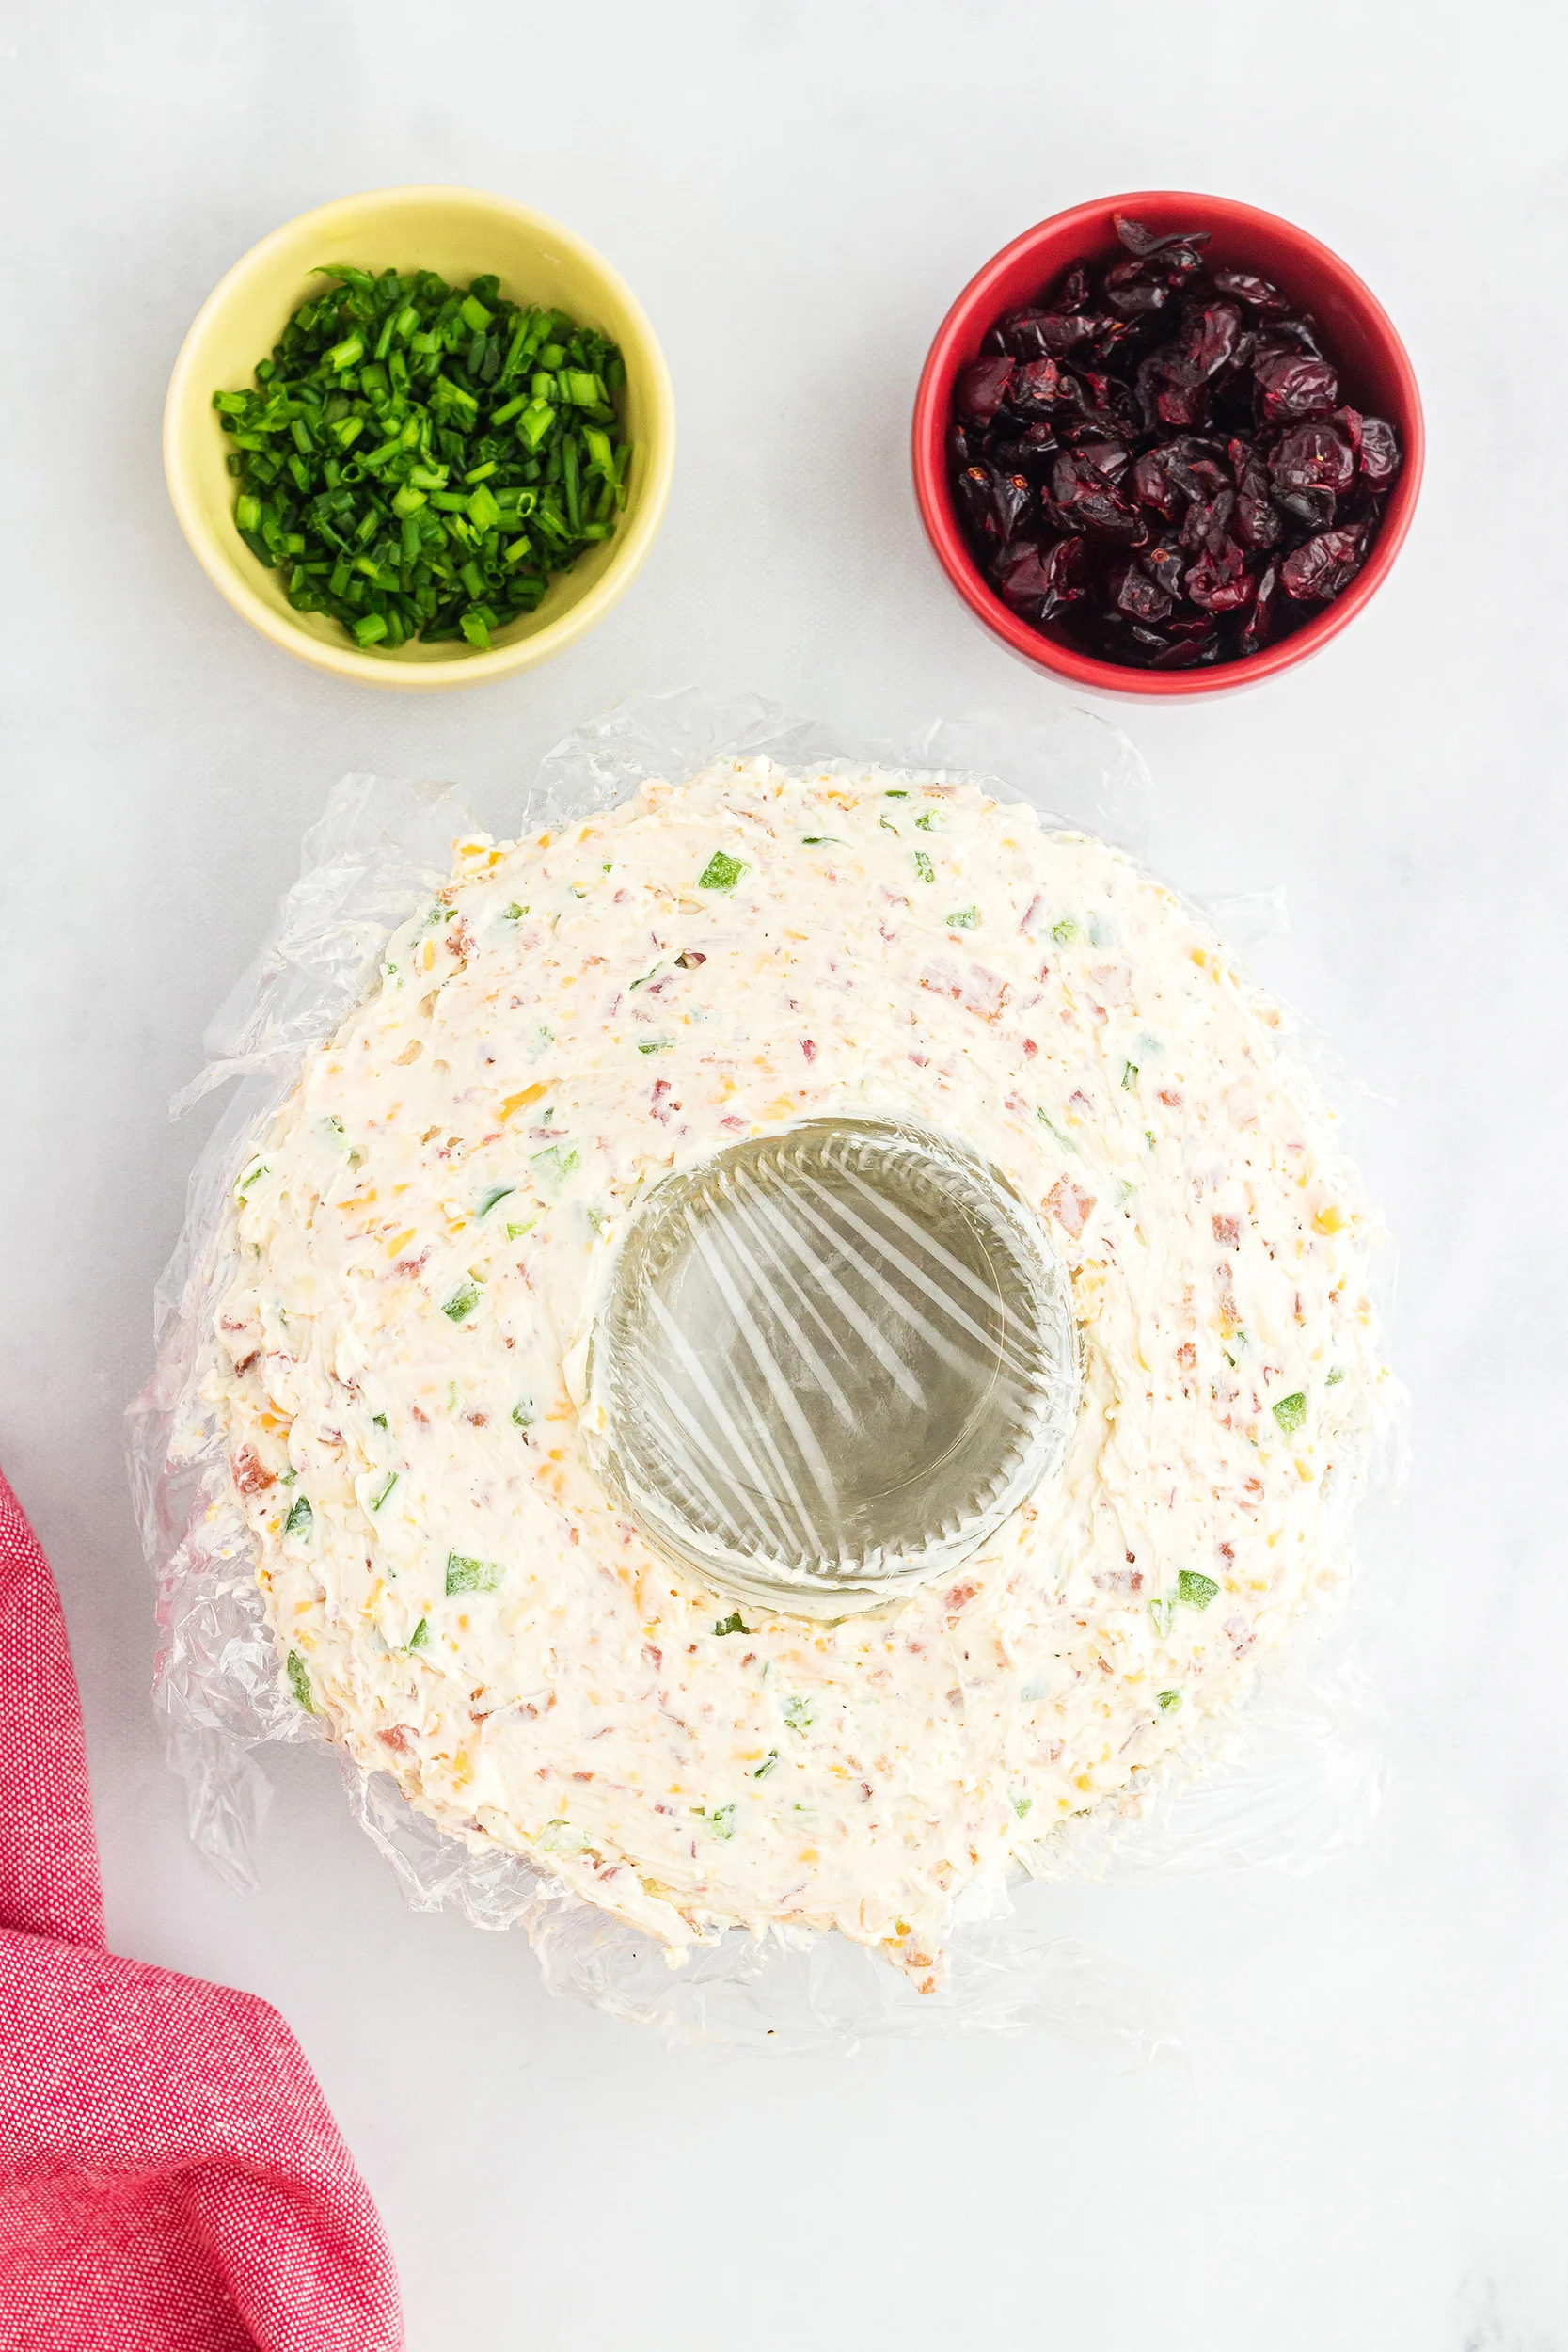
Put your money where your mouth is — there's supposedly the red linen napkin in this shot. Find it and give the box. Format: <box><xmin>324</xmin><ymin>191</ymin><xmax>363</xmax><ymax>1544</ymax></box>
<box><xmin>0</xmin><ymin>1469</ymin><xmax>404</xmax><ymax>2351</ymax></box>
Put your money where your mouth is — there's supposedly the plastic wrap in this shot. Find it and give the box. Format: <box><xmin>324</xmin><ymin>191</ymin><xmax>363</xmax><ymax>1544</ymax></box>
<box><xmin>127</xmin><ymin>689</ymin><xmax>1399</xmax><ymax>2057</ymax></box>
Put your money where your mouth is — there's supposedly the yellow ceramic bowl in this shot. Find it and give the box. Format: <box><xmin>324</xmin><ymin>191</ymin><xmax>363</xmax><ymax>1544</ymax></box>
<box><xmin>164</xmin><ymin>186</ymin><xmax>674</xmax><ymax>690</ymax></box>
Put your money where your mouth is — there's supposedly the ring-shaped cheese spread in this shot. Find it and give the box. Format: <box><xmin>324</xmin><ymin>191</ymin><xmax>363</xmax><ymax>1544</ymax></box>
<box><xmin>208</xmin><ymin>759</ymin><xmax>1386</xmax><ymax>1983</ymax></box>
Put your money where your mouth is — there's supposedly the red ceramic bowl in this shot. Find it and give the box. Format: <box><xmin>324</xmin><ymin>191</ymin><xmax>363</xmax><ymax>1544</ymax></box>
<box><xmin>911</xmin><ymin>191</ymin><xmax>1424</xmax><ymax>697</ymax></box>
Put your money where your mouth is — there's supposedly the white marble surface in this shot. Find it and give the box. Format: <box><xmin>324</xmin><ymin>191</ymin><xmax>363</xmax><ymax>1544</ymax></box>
<box><xmin>3</xmin><ymin>2</ymin><xmax>1565</xmax><ymax>2344</ymax></box>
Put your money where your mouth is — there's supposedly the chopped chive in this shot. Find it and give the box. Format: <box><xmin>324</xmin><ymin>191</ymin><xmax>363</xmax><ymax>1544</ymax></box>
<box><xmin>286</xmin><ymin>1651</ymin><xmax>314</xmax><ymax>1711</ymax></box>
<box><xmin>477</xmin><ymin>1184</ymin><xmax>515</xmax><ymax>1216</ymax></box>
<box><xmin>1273</xmin><ymin>1391</ymin><xmax>1308</xmax><ymax>1435</ymax></box>
<box><xmin>714</xmin><ymin>1611</ymin><xmax>748</xmax><ymax>1636</ymax></box>
<box><xmin>914</xmin><ymin>851</ymin><xmax>935</xmax><ymax>883</ymax></box>
<box><xmin>214</xmin><ymin>269</ymin><xmax>631</xmax><ymax>654</ymax></box>
<box><xmin>370</xmin><ymin>1471</ymin><xmax>398</xmax><ymax>1511</ymax></box>
<box><xmin>442</xmin><ymin>1279</ymin><xmax>483</xmax><ymax>1321</ymax></box>
<box><xmin>408</xmin><ymin>1617</ymin><xmax>429</xmax><ymax>1651</ymax></box>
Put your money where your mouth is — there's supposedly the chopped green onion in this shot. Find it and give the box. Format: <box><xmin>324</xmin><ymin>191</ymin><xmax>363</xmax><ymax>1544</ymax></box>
<box><xmin>446</xmin><ymin>1550</ymin><xmax>503</xmax><ymax>1596</ymax></box>
<box><xmin>477</xmin><ymin>1184</ymin><xmax>515</xmax><ymax>1216</ymax></box>
<box><xmin>1157</xmin><ymin>1689</ymin><xmax>1182</xmax><ymax>1711</ymax></box>
<box><xmin>442</xmin><ymin>1279</ymin><xmax>483</xmax><ymax>1321</ymax></box>
<box><xmin>697</xmin><ymin>850</ymin><xmax>747</xmax><ymax>891</ymax></box>
<box><xmin>945</xmin><ymin>906</ymin><xmax>978</xmax><ymax>929</ymax></box>
<box><xmin>286</xmin><ymin>1650</ymin><xmax>314</xmax><ymax>1711</ymax></box>
<box><xmin>283</xmin><ymin>1494</ymin><xmax>313</xmax><ymax>1539</ymax></box>
<box><xmin>714</xmin><ymin>1612</ymin><xmax>748</xmax><ymax>1636</ymax></box>
<box><xmin>370</xmin><ymin>1471</ymin><xmax>398</xmax><ymax>1511</ymax></box>
<box><xmin>1273</xmin><ymin>1390</ymin><xmax>1308</xmax><ymax>1434</ymax></box>
<box><xmin>914</xmin><ymin>851</ymin><xmax>935</xmax><ymax>883</ymax></box>
<box><xmin>784</xmin><ymin>1696</ymin><xmax>812</xmax><ymax>1733</ymax></box>
<box><xmin>1122</xmin><ymin>1061</ymin><xmax>1138</xmax><ymax>1089</ymax></box>
<box><xmin>408</xmin><ymin>1617</ymin><xmax>429</xmax><ymax>1651</ymax></box>
<box><xmin>1052</xmin><ymin>917</ymin><xmax>1081</xmax><ymax>945</ymax></box>
<box><xmin>1177</xmin><ymin>1569</ymin><xmax>1219</xmax><ymax>1610</ymax></box>
<box><xmin>754</xmin><ymin>1751</ymin><xmax>780</xmax><ymax>1778</ymax></box>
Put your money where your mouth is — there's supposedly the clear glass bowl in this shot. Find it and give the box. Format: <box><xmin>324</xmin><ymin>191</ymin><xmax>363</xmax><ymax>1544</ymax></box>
<box><xmin>585</xmin><ymin>1119</ymin><xmax>1080</xmax><ymax>1616</ymax></box>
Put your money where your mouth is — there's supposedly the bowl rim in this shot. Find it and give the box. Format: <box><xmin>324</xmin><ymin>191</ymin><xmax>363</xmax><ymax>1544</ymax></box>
<box><xmin>911</xmin><ymin>188</ymin><xmax>1425</xmax><ymax>699</ymax></box>
<box><xmin>163</xmin><ymin>183</ymin><xmax>675</xmax><ymax>691</ymax></box>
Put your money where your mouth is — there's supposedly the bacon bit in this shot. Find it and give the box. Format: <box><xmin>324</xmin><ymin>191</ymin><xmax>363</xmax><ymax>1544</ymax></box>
<box><xmin>1022</xmin><ymin>1037</ymin><xmax>1037</xmax><ymax>1057</ymax></box>
<box><xmin>232</xmin><ymin>1350</ymin><xmax>260</xmax><ymax>1377</ymax></box>
<box><xmin>1047</xmin><ymin>1176</ymin><xmax>1097</xmax><ymax>1236</ymax></box>
<box><xmin>1020</xmin><ymin>892</ymin><xmax>1042</xmax><ymax>931</ymax></box>
<box><xmin>1212</xmin><ymin>1214</ymin><xmax>1241</xmax><ymax>1248</ymax></box>
<box><xmin>675</xmin><ymin>949</ymin><xmax>705</xmax><ymax>969</ymax></box>
<box><xmin>1293</xmin><ymin>1289</ymin><xmax>1307</xmax><ymax>1322</ymax></box>
<box><xmin>859</xmin><ymin>1781</ymin><xmax>874</xmax><ymax>1803</ymax></box>
<box><xmin>464</xmin><ymin>1409</ymin><xmax>489</xmax><ymax>1427</ymax></box>
<box><xmin>231</xmin><ymin>1445</ymin><xmax>274</xmax><ymax>1496</ymax></box>
<box><xmin>1175</xmin><ymin>1342</ymin><xmax>1196</xmax><ymax>1370</ymax></box>
<box><xmin>500</xmin><ymin>1083</ymin><xmax>548</xmax><ymax>1121</ymax></box>
<box><xmin>1218</xmin><ymin>1541</ymin><xmax>1235</xmax><ymax>1565</ymax></box>
<box><xmin>571</xmin><ymin>1770</ymin><xmax>594</xmax><ymax>1783</ymax></box>
<box><xmin>720</xmin><ymin>1115</ymin><xmax>746</xmax><ymax>1131</ymax></box>
<box><xmin>800</xmin><ymin>1039</ymin><xmax>816</xmax><ymax>1061</ymax></box>
<box><xmin>1093</xmin><ymin>1567</ymin><xmax>1144</xmax><ymax>1594</ymax></box>
<box><xmin>393</xmin><ymin>1249</ymin><xmax>430</xmax><ymax>1278</ymax></box>
<box><xmin>943</xmin><ymin>1579</ymin><xmax>980</xmax><ymax>1613</ymax></box>
<box><xmin>1158</xmin><ymin>1088</ymin><xmax>1183</xmax><ymax>1108</ymax></box>
<box><xmin>219</xmin><ymin>1314</ymin><xmax>249</xmax><ymax>1334</ymax></box>
<box><xmin>377</xmin><ymin>1725</ymin><xmax>414</xmax><ymax>1755</ymax></box>
<box><xmin>445</xmin><ymin>920</ymin><xmax>476</xmax><ymax>960</ymax></box>
<box><xmin>650</xmin><ymin>1078</ymin><xmax>675</xmax><ymax>1123</ymax></box>
<box><xmin>946</xmin><ymin>1687</ymin><xmax>963</xmax><ymax>1708</ymax></box>
<box><xmin>1214</xmin><ymin>1262</ymin><xmax>1240</xmax><ymax>1338</ymax></box>
<box><xmin>1068</xmin><ymin>1089</ymin><xmax>1093</xmax><ymax>1116</ymax></box>
<box><xmin>411</xmin><ymin>1405</ymin><xmax>431</xmax><ymax>1426</ymax></box>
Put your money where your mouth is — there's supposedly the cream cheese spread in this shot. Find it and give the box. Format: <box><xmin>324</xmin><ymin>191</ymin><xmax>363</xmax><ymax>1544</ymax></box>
<box><xmin>206</xmin><ymin>759</ymin><xmax>1388</xmax><ymax>1985</ymax></box>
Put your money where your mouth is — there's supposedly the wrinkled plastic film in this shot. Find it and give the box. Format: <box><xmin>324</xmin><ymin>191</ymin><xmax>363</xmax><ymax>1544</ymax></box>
<box><xmin>127</xmin><ymin>688</ymin><xmax>1397</xmax><ymax>2054</ymax></box>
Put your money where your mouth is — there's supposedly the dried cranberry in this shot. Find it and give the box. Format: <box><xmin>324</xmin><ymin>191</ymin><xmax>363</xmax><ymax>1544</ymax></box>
<box><xmin>1281</xmin><ymin>522</ymin><xmax>1370</xmax><ymax>600</ymax></box>
<box><xmin>993</xmin><ymin>534</ymin><xmax>1087</xmax><ymax>616</ymax></box>
<box><xmin>1109</xmin><ymin>559</ymin><xmax>1173</xmax><ymax>623</ymax></box>
<box><xmin>1355</xmin><ymin>414</ymin><xmax>1401</xmax><ymax>490</ymax></box>
<box><xmin>1212</xmin><ymin>267</ymin><xmax>1291</xmax><ymax>314</ymax></box>
<box><xmin>1050</xmin><ymin>450</ymin><xmax>1146</xmax><ymax>541</ymax></box>
<box><xmin>1114</xmin><ymin>214</ymin><xmax>1210</xmax><ymax>261</ymax></box>
<box><xmin>1269</xmin><ymin>421</ymin><xmax>1355</xmax><ymax>530</ymax></box>
<box><xmin>1186</xmin><ymin>539</ymin><xmax>1254</xmax><ymax>612</ymax></box>
<box><xmin>1142</xmin><ymin>534</ymin><xmax>1188</xmax><ymax>600</ymax></box>
<box><xmin>1131</xmin><ymin>447</ymin><xmax>1180</xmax><ymax>517</ymax></box>
<box><xmin>1055</xmin><ymin>263</ymin><xmax>1092</xmax><ymax>313</ymax></box>
<box><xmin>1009</xmin><ymin>356</ymin><xmax>1069</xmax><ymax>416</ymax></box>
<box><xmin>998</xmin><ymin>309</ymin><xmax>1056</xmax><ymax>359</ymax></box>
<box><xmin>1231</xmin><ymin>449</ymin><xmax>1283</xmax><ymax>550</ymax></box>
<box><xmin>1254</xmin><ymin>350</ymin><xmax>1339</xmax><ymax>422</ymax></box>
<box><xmin>957</xmin><ymin>356</ymin><xmax>1015</xmax><ymax>425</ymax></box>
